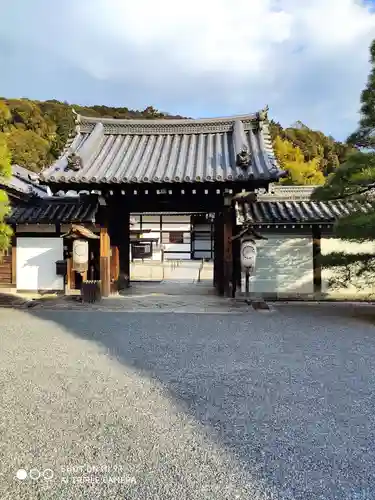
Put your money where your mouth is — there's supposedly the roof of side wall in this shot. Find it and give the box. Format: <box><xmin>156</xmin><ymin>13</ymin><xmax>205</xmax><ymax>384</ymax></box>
<box><xmin>39</xmin><ymin>108</ymin><xmax>285</xmax><ymax>185</ymax></box>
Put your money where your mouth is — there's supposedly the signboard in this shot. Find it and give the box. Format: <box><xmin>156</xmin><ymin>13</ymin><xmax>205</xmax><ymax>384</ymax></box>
<box><xmin>72</xmin><ymin>239</ymin><xmax>89</xmax><ymax>272</ymax></box>
<box><xmin>240</xmin><ymin>238</ymin><xmax>257</xmax><ymax>271</ymax></box>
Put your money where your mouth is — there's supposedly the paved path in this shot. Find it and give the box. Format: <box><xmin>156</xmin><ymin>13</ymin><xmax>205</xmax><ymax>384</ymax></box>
<box><xmin>1</xmin><ymin>306</ymin><xmax>375</xmax><ymax>499</ymax></box>
<box><xmin>130</xmin><ymin>260</ymin><xmax>204</xmax><ymax>283</ymax></box>
<box><xmin>163</xmin><ymin>260</ymin><xmax>202</xmax><ymax>283</ymax></box>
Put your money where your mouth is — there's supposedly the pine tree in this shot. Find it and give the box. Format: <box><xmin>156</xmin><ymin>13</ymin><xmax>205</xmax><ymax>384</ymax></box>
<box><xmin>347</xmin><ymin>39</ymin><xmax>375</xmax><ymax>150</ymax></box>
<box><xmin>312</xmin><ymin>39</ymin><xmax>375</xmax><ymax>284</ymax></box>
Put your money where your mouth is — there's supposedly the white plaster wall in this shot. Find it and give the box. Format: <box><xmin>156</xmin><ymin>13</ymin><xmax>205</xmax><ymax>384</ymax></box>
<box><xmin>321</xmin><ymin>237</ymin><xmax>375</xmax><ymax>297</ymax></box>
<box><xmin>142</xmin><ymin>215</ymin><xmax>160</xmax><ymax>223</ymax></box>
<box><xmin>183</xmin><ymin>233</ymin><xmax>191</xmax><ymax>244</ymax></box>
<box><xmin>247</xmin><ymin>234</ymin><xmax>314</xmax><ymax>295</ymax></box>
<box><xmin>16</xmin><ymin>237</ymin><xmax>64</xmax><ymax>291</ymax></box>
<box><xmin>163</xmin><ymin>243</ymin><xmax>190</xmax><ymax>260</ymax></box>
<box><xmin>141</xmin><ymin>215</ymin><xmax>160</xmax><ymax>230</ymax></box>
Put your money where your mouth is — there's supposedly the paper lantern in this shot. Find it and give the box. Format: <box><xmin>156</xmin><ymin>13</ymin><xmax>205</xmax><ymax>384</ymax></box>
<box><xmin>240</xmin><ymin>238</ymin><xmax>257</xmax><ymax>271</ymax></box>
<box><xmin>72</xmin><ymin>239</ymin><xmax>89</xmax><ymax>272</ymax></box>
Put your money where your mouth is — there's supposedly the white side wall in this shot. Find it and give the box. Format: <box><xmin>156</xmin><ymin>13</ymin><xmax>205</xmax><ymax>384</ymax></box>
<box><xmin>16</xmin><ymin>237</ymin><xmax>64</xmax><ymax>291</ymax></box>
<box><xmin>321</xmin><ymin>237</ymin><xmax>375</xmax><ymax>298</ymax></box>
<box><xmin>247</xmin><ymin>234</ymin><xmax>314</xmax><ymax>296</ymax></box>
<box><xmin>161</xmin><ymin>215</ymin><xmax>191</xmax><ymax>231</ymax></box>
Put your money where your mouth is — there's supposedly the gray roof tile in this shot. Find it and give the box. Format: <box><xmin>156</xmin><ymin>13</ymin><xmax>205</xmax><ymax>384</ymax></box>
<box><xmin>238</xmin><ymin>199</ymin><xmax>374</xmax><ymax>224</ymax></box>
<box><xmin>3</xmin><ymin>165</ymin><xmax>50</xmax><ymax>197</ymax></box>
<box><xmin>8</xmin><ymin>196</ymin><xmax>98</xmax><ymax>225</ymax></box>
<box><xmin>40</xmin><ymin>110</ymin><xmax>284</xmax><ymax>184</ymax></box>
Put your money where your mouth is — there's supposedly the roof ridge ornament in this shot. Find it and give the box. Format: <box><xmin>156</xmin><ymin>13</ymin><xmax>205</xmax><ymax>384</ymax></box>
<box><xmin>236</xmin><ymin>147</ymin><xmax>251</xmax><ymax>168</ymax></box>
<box><xmin>233</xmin><ymin>119</ymin><xmax>252</xmax><ymax>169</ymax></box>
<box><xmin>254</xmin><ymin>105</ymin><xmax>269</xmax><ymax>133</ymax></box>
<box><xmin>72</xmin><ymin>108</ymin><xmax>81</xmax><ymax>125</ymax></box>
<box><xmin>66</xmin><ymin>153</ymin><xmax>83</xmax><ymax>172</ymax></box>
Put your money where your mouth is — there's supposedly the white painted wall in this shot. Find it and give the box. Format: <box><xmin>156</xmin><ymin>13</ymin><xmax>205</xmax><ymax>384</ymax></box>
<box><xmin>16</xmin><ymin>237</ymin><xmax>64</xmax><ymax>291</ymax></box>
<box><xmin>161</xmin><ymin>215</ymin><xmax>191</xmax><ymax>231</ymax></box>
<box><xmin>247</xmin><ymin>234</ymin><xmax>314</xmax><ymax>296</ymax></box>
<box><xmin>321</xmin><ymin>237</ymin><xmax>375</xmax><ymax>298</ymax></box>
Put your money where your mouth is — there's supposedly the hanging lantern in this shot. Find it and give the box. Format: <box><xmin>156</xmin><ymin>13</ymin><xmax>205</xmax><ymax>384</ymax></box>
<box><xmin>72</xmin><ymin>239</ymin><xmax>89</xmax><ymax>273</ymax></box>
<box><xmin>240</xmin><ymin>237</ymin><xmax>257</xmax><ymax>272</ymax></box>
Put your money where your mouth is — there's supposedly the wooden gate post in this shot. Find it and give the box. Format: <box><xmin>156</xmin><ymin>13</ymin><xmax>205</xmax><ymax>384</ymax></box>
<box><xmin>214</xmin><ymin>211</ymin><xmax>224</xmax><ymax>295</ymax></box>
<box><xmin>223</xmin><ymin>197</ymin><xmax>234</xmax><ymax>298</ymax></box>
<box><xmin>100</xmin><ymin>226</ymin><xmax>111</xmax><ymax>297</ymax></box>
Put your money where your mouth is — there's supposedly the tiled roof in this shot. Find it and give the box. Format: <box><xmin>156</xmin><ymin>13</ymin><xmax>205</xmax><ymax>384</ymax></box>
<box><xmin>257</xmin><ymin>184</ymin><xmax>318</xmax><ymax>201</ymax></box>
<box><xmin>237</xmin><ymin>199</ymin><xmax>374</xmax><ymax>224</ymax></box>
<box><xmin>39</xmin><ymin>109</ymin><xmax>285</xmax><ymax>185</ymax></box>
<box><xmin>4</xmin><ymin>165</ymin><xmax>50</xmax><ymax>197</ymax></box>
<box><xmin>8</xmin><ymin>196</ymin><xmax>99</xmax><ymax>225</ymax></box>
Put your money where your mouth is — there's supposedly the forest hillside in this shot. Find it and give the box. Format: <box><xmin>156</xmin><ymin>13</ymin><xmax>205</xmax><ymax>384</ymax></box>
<box><xmin>0</xmin><ymin>98</ymin><xmax>355</xmax><ymax>184</ymax></box>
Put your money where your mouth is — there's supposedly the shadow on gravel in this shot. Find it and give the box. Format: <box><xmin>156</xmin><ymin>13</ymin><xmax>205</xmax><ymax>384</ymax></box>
<box><xmin>0</xmin><ymin>291</ymin><xmax>29</xmax><ymax>307</ymax></box>
<box><xmin>24</xmin><ymin>306</ymin><xmax>375</xmax><ymax>499</ymax></box>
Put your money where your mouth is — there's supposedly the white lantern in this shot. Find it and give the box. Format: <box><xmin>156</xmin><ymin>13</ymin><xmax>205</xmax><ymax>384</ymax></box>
<box><xmin>240</xmin><ymin>238</ymin><xmax>257</xmax><ymax>271</ymax></box>
<box><xmin>72</xmin><ymin>239</ymin><xmax>89</xmax><ymax>272</ymax></box>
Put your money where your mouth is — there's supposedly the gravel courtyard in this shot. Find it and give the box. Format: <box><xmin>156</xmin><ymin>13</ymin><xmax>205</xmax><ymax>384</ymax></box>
<box><xmin>1</xmin><ymin>306</ymin><xmax>375</xmax><ymax>499</ymax></box>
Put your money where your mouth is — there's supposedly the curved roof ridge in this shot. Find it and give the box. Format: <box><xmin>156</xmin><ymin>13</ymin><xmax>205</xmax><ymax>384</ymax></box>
<box><xmin>72</xmin><ymin>106</ymin><xmax>269</xmax><ymax>127</ymax></box>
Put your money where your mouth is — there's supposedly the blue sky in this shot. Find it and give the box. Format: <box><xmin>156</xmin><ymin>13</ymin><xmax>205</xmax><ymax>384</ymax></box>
<box><xmin>1</xmin><ymin>0</ymin><xmax>374</xmax><ymax>141</ymax></box>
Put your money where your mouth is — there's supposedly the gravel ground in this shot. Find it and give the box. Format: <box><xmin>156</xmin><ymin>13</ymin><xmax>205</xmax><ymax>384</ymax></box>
<box><xmin>1</xmin><ymin>306</ymin><xmax>375</xmax><ymax>499</ymax></box>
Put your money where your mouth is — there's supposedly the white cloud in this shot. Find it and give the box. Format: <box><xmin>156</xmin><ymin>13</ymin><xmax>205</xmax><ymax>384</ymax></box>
<box><xmin>1</xmin><ymin>0</ymin><xmax>375</xmax><ymax>138</ymax></box>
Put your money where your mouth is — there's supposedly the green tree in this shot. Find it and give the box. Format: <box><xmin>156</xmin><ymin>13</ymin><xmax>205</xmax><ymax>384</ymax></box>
<box><xmin>312</xmin><ymin>39</ymin><xmax>375</xmax><ymax>289</ymax></box>
<box><xmin>6</xmin><ymin>129</ymin><xmax>50</xmax><ymax>172</ymax></box>
<box><xmin>347</xmin><ymin>39</ymin><xmax>375</xmax><ymax>150</ymax></box>
<box><xmin>0</xmin><ymin>101</ymin><xmax>11</xmax><ymax>131</ymax></box>
<box><xmin>273</xmin><ymin>136</ymin><xmax>325</xmax><ymax>185</ymax></box>
<box><xmin>0</xmin><ymin>134</ymin><xmax>13</xmax><ymax>251</ymax></box>
<box><xmin>269</xmin><ymin>120</ymin><xmax>352</xmax><ymax>176</ymax></box>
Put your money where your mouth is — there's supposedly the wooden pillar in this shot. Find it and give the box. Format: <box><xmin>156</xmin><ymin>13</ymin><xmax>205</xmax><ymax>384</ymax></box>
<box><xmin>100</xmin><ymin>226</ymin><xmax>111</xmax><ymax>297</ymax></box>
<box><xmin>113</xmin><ymin>211</ymin><xmax>130</xmax><ymax>288</ymax></box>
<box><xmin>214</xmin><ymin>211</ymin><xmax>224</xmax><ymax>295</ymax></box>
<box><xmin>213</xmin><ymin>219</ymin><xmax>218</xmax><ymax>287</ymax></box>
<box><xmin>120</xmin><ymin>211</ymin><xmax>130</xmax><ymax>285</ymax></box>
<box><xmin>11</xmin><ymin>235</ymin><xmax>16</xmax><ymax>286</ymax></box>
<box><xmin>232</xmin><ymin>224</ymin><xmax>241</xmax><ymax>297</ymax></box>
<box><xmin>66</xmin><ymin>257</ymin><xmax>72</xmax><ymax>291</ymax></box>
<box><xmin>312</xmin><ymin>226</ymin><xmax>322</xmax><ymax>295</ymax></box>
<box><xmin>223</xmin><ymin>199</ymin><xmax>234</xmax><ymax>297</ymax></box>
<box><xmin>108</xmin><ymin>199</ymin><xmax>130</xmax><ymax>290</ymax></box>
<box><xmin>111</xmin><ymin>246</ymin><xmax>120</xmax><ymax>282</ymax></box>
